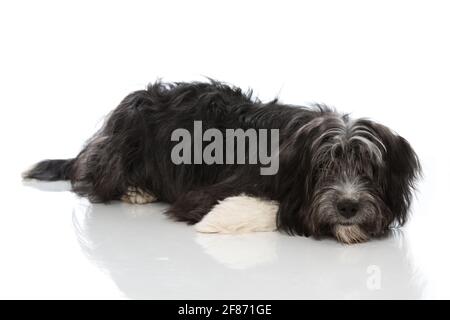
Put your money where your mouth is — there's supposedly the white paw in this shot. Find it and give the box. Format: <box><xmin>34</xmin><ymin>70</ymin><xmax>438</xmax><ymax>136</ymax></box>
<box><xmin>121</xmin><ymin>187</ymin><xmax>157</xmax><ymax>204</ymax></box>
<box><xmin>194</xmin><ymin>195</ymin><xmax>278</xmax><ymax>234</ymax></box>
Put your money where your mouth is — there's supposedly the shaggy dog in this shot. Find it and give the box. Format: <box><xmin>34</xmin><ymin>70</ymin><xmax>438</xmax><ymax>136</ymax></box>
<box><xmin>23</xmin><ymin>80</ymin><xmax>421</xmax><ymax>244</ymax></box>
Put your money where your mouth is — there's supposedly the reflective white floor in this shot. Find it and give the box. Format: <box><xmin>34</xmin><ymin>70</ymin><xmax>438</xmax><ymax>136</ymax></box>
<box><xmin>0</xmin><ymin>172</ymin><xmax>447</xmax><ymax>299</ymax></box>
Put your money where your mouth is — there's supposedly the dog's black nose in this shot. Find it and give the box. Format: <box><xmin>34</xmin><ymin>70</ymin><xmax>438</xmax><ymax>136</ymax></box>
<box><xmin>337</xmin><ymin>199</ymin><xmax>359</xmax><ymax>218</ymax></box>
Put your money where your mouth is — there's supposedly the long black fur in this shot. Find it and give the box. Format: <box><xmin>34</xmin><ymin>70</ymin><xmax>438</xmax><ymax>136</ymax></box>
<box><xmin>24</xmin><ymin>80</ymin><xmax>421</xmax><ymax>240</ymax></box>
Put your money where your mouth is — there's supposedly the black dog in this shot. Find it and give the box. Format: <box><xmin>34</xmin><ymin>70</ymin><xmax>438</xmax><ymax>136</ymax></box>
<box><xmin>24</xmin><ymin>80</ymin><xmax>421</xmax><ymax>243</ymax></box>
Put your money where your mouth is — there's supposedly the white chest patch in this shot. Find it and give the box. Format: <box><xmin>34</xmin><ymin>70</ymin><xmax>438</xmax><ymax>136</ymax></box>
<box><xmin>194</xmin><ymin>195</ymin><xmax>279</xmax><ymax>234</ymax></box>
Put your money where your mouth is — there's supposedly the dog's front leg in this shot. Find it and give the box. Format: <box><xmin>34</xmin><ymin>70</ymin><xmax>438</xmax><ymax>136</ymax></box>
<box><xmin>166</xmin><ymin>185</ymin><xmax>278</xmax><ymax>234</ymax></box>
<box><xmin>166</xmin><ymin>184</ymin><xmax>237</xmax><ymax>224</ymax></box>
<box><xmin>194</xmin><ymin>195</ymin><xmax>279</xmax><ymax>234</ymax></box>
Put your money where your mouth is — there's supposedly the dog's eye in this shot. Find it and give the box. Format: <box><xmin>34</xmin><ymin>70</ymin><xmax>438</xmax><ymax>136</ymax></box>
<box><xmin>316</xmin><ymin>162</ymin><xmax>329</xmax><ymax>172</ymax></box>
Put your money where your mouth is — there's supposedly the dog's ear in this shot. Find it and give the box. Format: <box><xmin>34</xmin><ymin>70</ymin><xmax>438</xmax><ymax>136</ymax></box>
<box><xmin>274</xmin><ymin>122</ymin><xmax>318</xmax><ymax>236</ymax></box>
<box><xmin>374</xmin><ymin>126</ymin><xmax>422</xmax><ymax>226</ymax></box>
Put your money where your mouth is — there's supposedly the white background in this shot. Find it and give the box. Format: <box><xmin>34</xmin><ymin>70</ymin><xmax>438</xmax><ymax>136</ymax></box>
<box><xmin>0</xmin><ymin>0</ymin><xmax>449</xmax><ymax>299</ymax></box>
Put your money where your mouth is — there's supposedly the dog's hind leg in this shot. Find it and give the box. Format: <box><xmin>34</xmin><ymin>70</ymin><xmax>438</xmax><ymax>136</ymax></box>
<box><xmin>72</xmin><ymin>91</ymin><xmax>156</xmax><ymax>203</ymax></box>
<box><xmin>121</xmin><ymin>187</ymin><xmax>157</xmax><ymax>204</ymax></box>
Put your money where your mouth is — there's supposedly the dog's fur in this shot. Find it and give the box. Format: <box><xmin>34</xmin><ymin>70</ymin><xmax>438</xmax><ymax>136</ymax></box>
<box><xmin>23</xmin><ymin>80</ymin><xmax>421</xmax><ymax>243</ymax></box>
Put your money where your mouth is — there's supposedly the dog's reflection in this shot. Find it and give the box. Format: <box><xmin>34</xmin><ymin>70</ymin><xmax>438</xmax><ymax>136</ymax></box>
<box><xmin>195</xmin><ymin>232</ymin><xmax>279</xmax><ymax>270</ymax></box>
<box><xmin>73</xmin><ymin>201</ymin><xmax>424</xmax><ymax>299</ymax></box>
<box><xmin>22</xmin><ymin>179</ymin><xmax>71</xmax><ymax>192</ymax></box>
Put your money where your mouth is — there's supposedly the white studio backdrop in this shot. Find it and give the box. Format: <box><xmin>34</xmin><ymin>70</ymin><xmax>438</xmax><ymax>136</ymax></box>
<box><xmin>0</xmin><ymin>0</ymin><xmax>449</xmax><ymax>299</ymax></box>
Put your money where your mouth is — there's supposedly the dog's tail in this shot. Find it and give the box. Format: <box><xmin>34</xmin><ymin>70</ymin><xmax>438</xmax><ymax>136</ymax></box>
<box><xmin>22</xmin><ymin>159</ymin><xmax>75</xmax><ymax>181</ymax></box>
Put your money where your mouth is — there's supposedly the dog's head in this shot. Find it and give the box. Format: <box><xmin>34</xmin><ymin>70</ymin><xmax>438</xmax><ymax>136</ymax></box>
<box><xmin>277</xmin><ymin>113</ymin><xmax>421</xmax><ymax>244</ymax></box>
